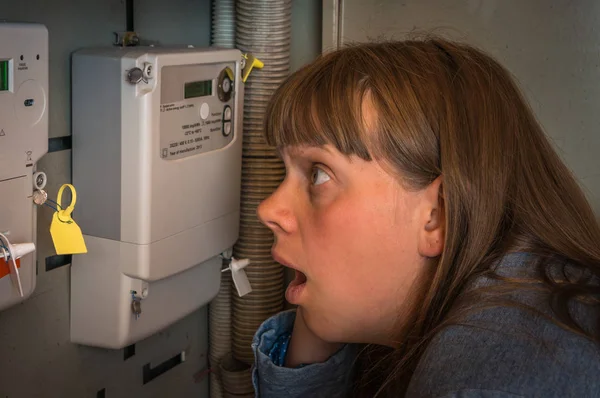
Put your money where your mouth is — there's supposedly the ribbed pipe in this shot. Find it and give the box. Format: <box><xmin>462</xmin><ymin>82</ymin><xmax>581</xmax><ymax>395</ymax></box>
<box><xmin>208</xmin><ymin>263</ymin><xmax>232</xmax><ymax>398</ymax></box>
<box><xmin>232</xmin><ymin>0</ymin><xmax>292</xmax><ymax>375</ymax></box>
<box><xmin>209</xmin><ymin>1</ymin><xmax>237</xmax><ymax>397</ymax></box>
<box><xmin>211</xmin><ymin>0</ymin><xmax>235</xmax><ymax>48</ymax></box>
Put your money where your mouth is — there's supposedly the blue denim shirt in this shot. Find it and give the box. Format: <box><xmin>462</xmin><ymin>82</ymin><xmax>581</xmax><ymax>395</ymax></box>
<box><xmin>251</xmin><ymin>254</ymin><xmax>600</xmax><ymax>397</ymax></box>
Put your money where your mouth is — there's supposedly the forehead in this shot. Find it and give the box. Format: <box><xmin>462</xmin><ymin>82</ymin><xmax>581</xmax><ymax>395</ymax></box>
<box><xmin>264</xmin><ymin>62</ymin><xmax>377</xmax><ymax>162</ymax></box>
<box><xmin>277</xmin><ymin>96</ymin><xmax>380</xmax><ymax>159</ymax></box>
<box><xmin>279</xmin><ymin>144</ymin><xmax>337</xmax><ymax>160</ymax></box>
<box><xmin>360</xmin><ymin>92</ymin><xmax>378</xmax><ymax>133</ymax></box>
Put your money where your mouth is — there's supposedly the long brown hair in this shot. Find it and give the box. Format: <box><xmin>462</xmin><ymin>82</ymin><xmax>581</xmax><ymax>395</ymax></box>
<box><xmin>262</xmin><ymin>37</ymin><xmax>600</xmax><ymax>396</ymax></box>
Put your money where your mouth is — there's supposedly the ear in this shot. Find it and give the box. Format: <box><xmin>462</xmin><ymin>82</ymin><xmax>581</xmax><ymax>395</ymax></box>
<box><xmin>417</xmin><ymin>176</ymin><xmax>445</xmax><ymax>258</ymax></box>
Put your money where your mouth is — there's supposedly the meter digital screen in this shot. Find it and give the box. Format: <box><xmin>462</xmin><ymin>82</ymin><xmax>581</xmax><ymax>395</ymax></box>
<box><xmin>184</xmin><ymin>80</ymin><xmax>212</xmax><ymax>99</ymax></box>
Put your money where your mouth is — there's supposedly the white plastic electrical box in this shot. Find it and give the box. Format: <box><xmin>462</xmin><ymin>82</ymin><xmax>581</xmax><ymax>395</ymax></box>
<box><xmin>70</xmin><ymin>46</ymin><xmax>243</xmax><ymax>349</ymax></box>
<box><xmin>0</xmin><ymin>22</ymin><xmax>48</xmax><ymax>311</ymax></box>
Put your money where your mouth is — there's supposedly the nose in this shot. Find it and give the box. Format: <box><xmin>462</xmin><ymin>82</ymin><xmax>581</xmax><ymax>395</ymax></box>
<box><xmin>257</xmin><ymin>181</ymin><xmax>297</xmax><ymax>235</ymax></box>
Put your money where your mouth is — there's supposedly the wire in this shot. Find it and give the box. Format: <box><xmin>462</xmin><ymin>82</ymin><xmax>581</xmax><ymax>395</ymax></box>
<box><xmin>0</xmin><ymin>233</ymin><xmax>11</xmax><ymax>259</ymax></box>
<box><xmin>0</xmin><ymin>232</ymin><xmax>24</xmax><ymax>297</ymax></box>
<box><xmin>0</xmin><ymin>247</ymin><xmax>8</xmax><ymax>273</ymax></box>
<box><xmin>45</xmin><ymin>198</ymin><xmax>72</xmax><ymax>223</ymax></box>
<box><xmin>46</xmin><ymin>198</ymin><xmax>62</xmax><ymax>209</ymax></box>
<box><xmin>0</xmin><ymin>231</ymin><xmax>8</xmax><ymax>252</ymax></box>
<box><xmin>126</xmin><ymin>0</ymin><xmax>134</xmax><ymax>32</ymax></box>
<box><xmin>44</xmin><ymin>202</ymin><xmax>58</xmax><ymax>212</ymax></box>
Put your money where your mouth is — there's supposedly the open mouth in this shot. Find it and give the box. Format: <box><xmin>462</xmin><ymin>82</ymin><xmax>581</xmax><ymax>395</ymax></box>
<box><xmin>285</xmin><ymin>270</ymin><xmax>307</xmax><ymax>304</ymax></box>
<box><xmin>289</xmin><ymin>269</ymin><xmax>307</xmax><ymax>287</ymax></box>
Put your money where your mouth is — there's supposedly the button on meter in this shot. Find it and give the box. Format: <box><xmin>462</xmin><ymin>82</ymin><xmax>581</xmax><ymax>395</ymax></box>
<box><xmin>222</xmin><ymin>78</ymin><xmax>231</xmax><ymax>94</ymax></box>
<box><xmin>223</xmin><ymin>122</ymin><xmax>231</xmax><ymax>136</ymax></box>
<box><xmin>217</xmin><ymin>67</ymin><xmax>233</xmax><ymax>102</ymax></box>
<box><xmin>223</xmin><ymin>106</ymin><xmax>232</xmax><ymax>121</ymax></box>
<box><xmin>200</xmin><ymin>103</ymin><xmax>209</xmax><ymax>120</ymax></box>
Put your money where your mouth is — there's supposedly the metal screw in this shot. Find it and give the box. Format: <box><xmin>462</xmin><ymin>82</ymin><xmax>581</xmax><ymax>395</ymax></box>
<box><xmin>131</xmin><ymin>299</ymin><xmax>142</xmax><ymax>315</ymax></box>
<box><xmin>127</xmin><ymin>67</ymin><xmax>144</xmax><ymax>84</ymax></box>
<box><xmin>33</xmin><ymin>189</ymin><xmax>48</xmax><ymax>205</ymax></box>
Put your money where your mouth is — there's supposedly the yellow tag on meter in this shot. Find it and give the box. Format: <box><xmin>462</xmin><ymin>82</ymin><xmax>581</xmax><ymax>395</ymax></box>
<box><xmin>50</xmin><ymin>184</ymin><xmax>87</xmax><ymax>255</ymax></box>
<box><xmin>241</xmin><ymin>53</ymin><xmax>264</xmax><ymax>83</ymax></box>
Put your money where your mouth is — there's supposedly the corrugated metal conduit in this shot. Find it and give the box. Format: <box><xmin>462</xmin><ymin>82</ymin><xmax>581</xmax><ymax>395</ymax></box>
<box><xmin>208</xmin><ymin>1</ymin><xmax>236</xmax><ymax>397</ymax></box>
<box><xmin>210</xmin><ymin>0</ymin><xmax>291</xmax><ymax>396</ymax></box>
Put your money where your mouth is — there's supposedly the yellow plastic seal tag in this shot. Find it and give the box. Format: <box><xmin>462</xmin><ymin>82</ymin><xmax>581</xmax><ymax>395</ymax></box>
<box><xmin>242</xmin><ymin>53</ymin><xmax>264</xmax><ymax>83</ymax></box>
<box><xmin>50</xmin><ymin>184</ymin><xmax>88</xmax><ymax>255</ymax></box>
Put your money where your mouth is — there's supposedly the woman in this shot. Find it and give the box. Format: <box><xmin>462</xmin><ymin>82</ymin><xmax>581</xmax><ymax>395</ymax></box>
<box><xmin>251</xmin><ymin>37</ymin><xmax>600</xmax><ymax>397</ymax></box>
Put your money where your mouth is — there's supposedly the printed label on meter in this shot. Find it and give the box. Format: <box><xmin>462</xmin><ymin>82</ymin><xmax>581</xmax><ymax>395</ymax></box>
<box><xmin>159</xmin><ymin>100</ymin><xmax>222</xmax><ymax>160</ymax></box>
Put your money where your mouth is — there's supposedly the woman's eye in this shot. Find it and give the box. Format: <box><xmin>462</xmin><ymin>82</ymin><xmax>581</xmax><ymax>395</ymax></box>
<box><xmin>310</xmin><ymin>167</ymin><xmax>331</xmax><ymax>186</ymax></box>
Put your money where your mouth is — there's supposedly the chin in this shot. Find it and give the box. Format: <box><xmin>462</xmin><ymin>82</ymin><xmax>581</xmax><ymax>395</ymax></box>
<box><xmin>302</xmin><ymin>306</ymin><xmax>359</xmax><ymax>343</ymax></box>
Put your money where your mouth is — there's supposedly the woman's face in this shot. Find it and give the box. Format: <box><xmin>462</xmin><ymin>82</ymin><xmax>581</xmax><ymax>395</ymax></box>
<box><xmin>257</xmin><ymin>134</ymin><xmax>444</xmax><ymax>346</ymax></box>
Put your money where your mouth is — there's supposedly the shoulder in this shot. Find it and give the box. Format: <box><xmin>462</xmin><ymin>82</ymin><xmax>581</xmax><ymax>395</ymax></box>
<box><xmin>407</xmin><ymin>305</ymin><xmax>600</xmax><ymax>397</ymax></box>
<box><xmin>407</xmin><ymin>255</ymin><xmax>600</xmax><ymax>397</ymax></box>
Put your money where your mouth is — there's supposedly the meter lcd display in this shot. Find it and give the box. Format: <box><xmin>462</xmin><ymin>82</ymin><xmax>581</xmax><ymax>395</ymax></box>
<box><xmin>184</xmin><ymin>80</ymin><xmax>212</xmax><ymax>99</ymax></box>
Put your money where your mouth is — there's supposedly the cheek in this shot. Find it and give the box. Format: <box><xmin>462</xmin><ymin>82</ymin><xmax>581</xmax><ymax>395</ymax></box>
<box><xmin>304</xmin><ymin>190</ymin><xmax>425</xmax><ymax>317</ymax></box>
<box><xmin>304</xmin><ymin>194</ymin><xmax>415</xmax><ymax>295</ymax></box>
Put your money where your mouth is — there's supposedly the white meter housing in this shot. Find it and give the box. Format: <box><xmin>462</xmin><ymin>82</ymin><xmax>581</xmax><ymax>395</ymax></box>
<box><xmin>0</xmin><ymin>23</ymin><xmax>48</xmax><ymax>311</ymax></box>
<box><xmin>70</xmin><ymin>47</ymin><xmax>243</xmax><ymax>348</ymax></box>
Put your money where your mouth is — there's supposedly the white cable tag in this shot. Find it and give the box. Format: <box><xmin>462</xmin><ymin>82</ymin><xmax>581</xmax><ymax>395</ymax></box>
<box><xmin>0</xmin><ymin>243</ymin><xmax>36</xmax><ymax>260</ymax></box>
<box><xmin>222</xmin><ymin>257</ymin><xmax>252</xmax><ymax>297</ymax></box>
<box><xmin>0</xmin><ymin>233</ymin><xmax>33</xmax><ymax>298</ymax></box>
